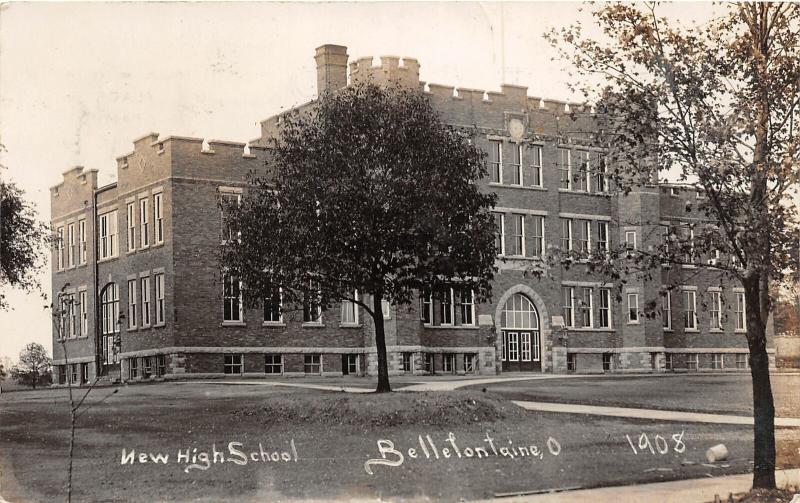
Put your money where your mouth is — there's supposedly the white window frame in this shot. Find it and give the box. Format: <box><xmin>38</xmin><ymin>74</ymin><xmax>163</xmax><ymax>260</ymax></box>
<box><xmin>597</xmin><ymin>221</ymin><xmax>609</xmax><ymax>253</ymax></box>
<box><xmin>598</xmin><ymin>288</ymin><xmax>612</xmax><ymax>328</ymax></box>
<box><xmin>155</xmin><ymin>273</ymin><xmax>165</xmax><ymax>325</ymax></box>
<box><xmin>79</xmin><ymin>290</ymin><xmax>88</xmax><ymax>336</ymax></box>
<box><xmin>683</xmin><ymin>289</ymin><xmax>697</xmax><ymax>330</ymax></box>
<box><xmin>98</xmin><ymin>210</ymin><xmax>118</xmax><ymax>260</ymax></box>
<box><xmin>562</xmin><ymin>286</ymin><xmax>575</xmax><ymax>328</ymax></box>
<box><xmin>304</xmin><ymin>354</ymin><xmax>322</xmax><ymax>375</ymax></box>
<box><xmin>220</xmin><ymin>192</ymin><xmax>242</xmax><ymax>244</ymax></box>
<box><xmin>489</xmin><ymin>140</ymin><xmax>503</xmax><ymax>184</ymax></box>
<box><xmin>420</xmin><ymin>290</ymin><xmax>433</xmax><ymax>325</ymax></box>
<box><xmin>495</xmin><ymin>213</ymin><xmax>505</xmax><ymax>256</ymax></box>
<box><xmin>154</xmin><ymin>193</ymin><xmax>164</xmax><ymax>244</ymax></box>
<box><xmin>139</xmin><ymin>198</ymin><xmax>149</xmax><ymax>248</ymax></box>
<box><xmin>578</xmin><ymin>220</ymin><xmax>591</xmax><ymax>253</ymax></box>
<box><xmin>709</xmin><ymin>290</ymin><xmax>722</xmax><ymax>330</ymax></box>
<box><xmin>559</xmin><ymin>148</ymin><xmax>571</xmax><ymax>190</ymax></box>
<box><xmin>459</xmin><ymin>289</ymin><xmax>475</xmax><ymax>326</ymax></box>
<box><xmin>594</xmin><ymin>153</ymin><xmax>608</xmax><ymax>193</ymax></box>
<box><xmin>464</xmin><ymin>353</ymin><xmax>476</xmax><ymax>373</ymax></box>
<box><xmin>263</xmin><ymin>287</ymin><xmax>283</xmax><ymax>324</ymax></box>
<box><xmin>581</xmin><ymin>287</ymin><xmax>594</xmax><ymax>328</ymax></box>
<box><xmin>687</xmin><ymin>353</ymin><xmax>699</xmax><ymax>370</ymax></box>
<box><xmin>712</xmin><ymin>353</ymin><xmax>724</xmax><ymax>369</ymax></box>
<box><xmin>78</xmin><ymin>219</ymin><xmax>87</xmax><ymax>264</ymax></box>
<box><xmin>510</xmin><ymin>143</ymin><xmax>523</xmax><ymax>185</ymax></box>
<box><xmin>128</xmin><ymin>279</ymin><xmax>137</xmax><ymax>329</ymax></box>
<box><xmin>627</xmin><ymin>293</ymin><xmax>640</xmax><ymax>324</ymax></box>
<box><xmin>56</xmin><ymin>226</ymin><xmax>64</xmax><ymax>270</ymax></box>
<box><xmin>141</xmin><ymin>276</ymin><xmax>151</xmax><ymax>327</ymax></box>
<box><xmin>530</xmin><ymin>145</ymin><xmax>543</xmax><ymax>187</ymax></box>
<box><xmin>530</xmin><ymin>215</ymin><xmax>544</xmax><ymax>257</ymax></box>
<box><xmin>662</xmin><ymin>291</ymin><xmax>672</xmax><ymax>330</ymax></box>
<box><xmin>302</xmin><ymin>284</ymin><xmax>322</xmax><ymax>324</ymax></box>
<box><xmin>735</xmin><ymin>291</ymin><xmax>746</xmax><ymax>332</ymax></box>
<box><xmin>265</xmin><ymin>354</ymin><xmax>283</xmax><ymax>374</ymax></box>
<box><xmin>510</xmin><ymin>213</ymin><xmax>525</xmax><ymax>257</ymax></box>
<box><xmin>507</xmin><ymin>332</ymin><xmax>519</xmax><ymax>362</ymax></box>
<box><xmin>561</xmin><ymin>218</ymin><xmax>573</xmax><ymax>251</ymax></box>
<box><xmin>223</xmin><ymin>274</ymin><xmax>243</xmax><ymax>323</ymax></box>
<box><xmin>67</xmin><ymin>223</ymin><xmax>75</xmax><ymax>267</ymax></box>
<box><xmin>520</xmin><ymin>332</ymin><xmax>531</xmax><ymax>361</ymax></box>
<box><xmin>575</xmin><ymin>150</ymin><xmax>590</xmax><ymax>192</ymax></box>
<box><xmin>340</xmin><ymin>290</ymin><xmax>359</xmax><ymax>325</ymax></box>
<box><xmin>440</xmin><ymin>288</ymin><xmax>455</xmax><ymax>326</ymax></box>
<box><xmin>625</xmin><ymin>230</ymin><xmax>637</xmax><ymax>250</ymax></box>
<box><xmin>223</xmin><ymin>354</ymin><xmax>244</xmax><ymax>375</ymax></box>
<box><xmin>127</xmin><ymin>202</ymin><xmax>136</xmax><ymax>252</ymax></box>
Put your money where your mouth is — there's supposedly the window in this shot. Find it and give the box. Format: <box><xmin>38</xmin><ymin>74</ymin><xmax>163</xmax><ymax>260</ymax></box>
<box><xmin>100</xmin><ymin>283</ymin><xmax>120</xmax><ymax>336</ymax></box>
<box><xmin>128</xmin><ymin>280</ymin><xmax>137</xmax><ymax>329</ymax></box>
<box><xmin>520</xmin><ymin>332</ymin><xmax>532</xmax><ymax>361</ymax></box>
<box><xmin>302</xmin><ymin>284</ymin><xmax>321</xmax><ymax>323</ymax></box>
<box><xmin>662</xmin><ymin>226</ymin><xmax>672</xmax><ymax>265</ymax></box>
<box><xmin>424</xmin><ymin>353</ymin><xmax>434</xmax><ymax>374</ymax></box>
<box><xmin>263</xmin><ymin>287</ymin><xmax>282</xmax><ymax>323</ymax></box>
<box><xmin>567</xmin><ymin>353</ymin><xmax>577</xmax><ymax>372</ymax></box>
<box><xmin>340</xmin><ymin>291</ymin><xmax>359</xmax><ymax>325</ymax></box>
<box><xmin>69</xmin><ymin>363</ymin><xmax>77</xmax><ymax>383</ymax></box>
<box><xmin>98</xmin><ymin>210</ymin><xmax>118</xmax><ymax>260</ymax></box>
<box><xmin>156</xmin><ymin>355</ymin><xmax>166</xmax><ymax>376</ymax></box>
<box><xmin>489</xmin><ymin>140</ymin><xmax>502</xmax><ymax>184</ymax></box>
<box><xmin>464</xmin><ymin>353</ymin><xmax>476</xmax><ymax>373</ymax></box>
<box><xmin>381</xmin><ymin>300</ymin><xmax>391</xmax><ymax>320</ymax></box>
<box><xmin>223</xmin><ymin>274</ymin><xmax>243</xmax><ymax>323</ymax></box>
<box><xmin>665</xmin><ymin>353</ymin><xmax>674</xmax><ymax>370</ymax></box>
<box><xmin>440</xmin><ymin>288</ymin><xmax>454</xmax><ymax>325</ymax></box>
<box><xmin>458</xmin><ymin>289</ymin><xmax>475</xmax><ymax>326</ymax></box>
<box><xmin>402</xmin><ymin>352</ymin><xmax>413</xmax><ymax>373</ymax></box>
<box><xmin>129</xmin><ymin>358</ymin><xmax>139</xmax><ymax>379</ymax></box>
<box><xmin>507</xmin><ymin>332</ymin><xmax>519</xmax><ymax>361</ymax></box>
<box><xmin>529</xmin><ymin>145</ymin><xmax>542</xmax><ymax>187</ymax></box>
<box><xmin>79</xmin><ymin>290</ymin><xmax>88</xmax><ymax>336</ymax></box>
<box><xmin>220</xmin><ymin>192</ymin><xmax>241</xmax><ymax>243</ymax></box>
<box><xmin>265</xmin><ymin>354</ymin><xmax>283</xmax><ymax>374</ymax></box>
<box><xmin>683</xmin><ymin>290</ymin><xmax>697</xmax><ymax>330</ymax></box>
<box><xmin>575</xmin><ymin>150</ymin><xmax>589</xmax><ymax>191</ymax></box>
<box><xmin>602</xmin><ymin>353</ymin><xmax>613</xmax><ymax>371</ymax></box>
<box><xmin>709</xmin><ymin>291</ymin><xmax>722</xmax><ymax>330</ymax></box>
<box><xmin>561</xmin><ymin>218</ymin><xmax>573</xmax><ymax>251</ymax></box>
<box><xmin>598</xmin><ymin>288</ymin><xmax>611</xmax><ymax>328</ymax></box>
<box><xmin>559</xmin><ymin>148</ymin><xmax>571</xmax><ymax>190</ymax></box>
<box><xmin>625</xmin><ymin>231</ymin><xmax>637</xmax><ymax>251</ymax></box>
<box><xmin>662</xmin><ymin>291</ymin><xmax>672</xmax><ymax>329</ymax></box>
<box><xmin>58</xmin><ymin>366</ymin><xmax>67</xmax><ymax>384</ymax></box>
<box><xmin>594</xmin><ymin>154</ymin><xmax>608</xmax><ymax>192</ymax></box>
<box><xmin>510</xmin><ymin>214</ymin><xmax>525</xmax><ymax>256</ymax></box>
<box><xmin>139</xmin><ymin>198</ymin><xmax>149</xmax><ymax>248</ymax></box>
<box><xmin>68</xmin><ymin>295</ymin><xmax>78</xmax><ymax>338</ymax></box>
<box><xmin>735</xmin><ymin>292</ymin><xmax>746</xmax><ymax>331</ymax></box>
<box><xmin>442</xmin><ymin>354</ymin><xmax>455</xmax><ymax>374</ymax></box>
<box><xmin>81</xmin><ymin>363</ymin><xmax>88</xmax><ymax>384</ymax></box>
<box><xmin>154</xmin><ymin>193</ymin><xmax>163</xmax><ymax>244</ymax></box>
<box><xmin>141</xmin><ymin>276</ymin><xmax>151</xmax><ymax>327</ymax></box>
<box><xmin>509</xmin><ymin>143</ymin><xmax>522</xmax><ymax>185</ymax></box>
<box><xmin>494</xmin><ymin>213</ymin><xmax>505</xmax><ymax>255</ymax></box>
<box><xmin>577</xmin><ymin>220</ymin><xmax>591</xmax><ymax>254</ymax></box>
<box><xmin>562</xmin><ymin>287</ymin><xmax>574</xmax><ymax>327</ymax></box>
<box><xmin>420</xmin><ymin>289</ymin><xmax>432</xmax><ymax>324</ymax></box>
<box><xmin>687</xmin><ymin>353</ymin><xmax>699</xmax><ymax>371</ymax></box>
<box><xmin>78</xmin><ymin>219</ymin><xmax>87</xmax><ymax>264</ymax></box>
<box><xmin>581</xmin><ymin>288</ymin><xmax>593</xmax><ymax>328</ymax></box>
<box><xmin>627</xmin><ymin>293</ymin><xmax>639</xmax><ymax>323</ymax></box>
<box><xmin>56</xmin><ymin>226</ymin><xmax>64</xmax><ymax>269</ymax></box>
<box><xmin>142</xmin><ymin>357</ymin><xmax>152</xmax><ymax>378</ymax></box>
<box><xmin>736</xmin><ymin>354</ymin><xmax>749</xmax><ymax>369</ymax></box>
<box><xmin>304</xmin><ymin>354</ymin><xmax>321</xmax><ymax>375</ymax></box>
<box><xmin>224</xmin><ymin>354</ymin><xmax>243</xmax><ymax>375</ymax></box>
<box><xmin>685</xmin><ymin>227</ymin><xmax>696</xmax><ymax>264</ymax></box>
<box><xmin>712</xmin><ymin>353</ymin><xmax>724</xmax><ymax>370</ymax></box>
<box><xmin>127</xmin><ymin>202</ymin><xmax>136</xmax><ymax>252</ymax></box>
<box><xmin>155</xmin><ymin>273</ymin><xmax>165</xmax><ymax>325</ymax></box>
<box><xmin>596</xmin><ymin>221</ymin><xmax>609</xmax><ymax>253</ymax></box>
<box><xmin>343</xmin><ymin>354</ymin><xmax>358</xmax><ymax>375</ymax></box>
<box><xmin>67</xmin><ymin>223</ymin><xmax>76</xmax><ymax>267</ymax></box>
<box><xmin>530</xmin><ymin>216</ymin><xmax>544</xmax><ymax>257</ymax></box>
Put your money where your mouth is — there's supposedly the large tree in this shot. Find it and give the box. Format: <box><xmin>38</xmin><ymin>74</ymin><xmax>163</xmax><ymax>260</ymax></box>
<box><xmin>11</xmin><ymin>342</ymin><xmax>52</xmax><ymax>389</ymax></box>
<box><xmin>221</xmin><ymin>83</ymin><xmax>498</xmax><ymax>392</ymax></box>
<box><xmin>547</xmin><ymin>2</ymin><xmax>800</xmax><ymax>489</ymax></box>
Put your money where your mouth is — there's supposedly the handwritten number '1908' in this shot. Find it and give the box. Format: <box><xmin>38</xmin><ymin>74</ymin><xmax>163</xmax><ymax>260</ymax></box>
<box><xmin>626</xmin><ymin>431</ymin><xmax>685</xmax><ymax>455</ymax></box>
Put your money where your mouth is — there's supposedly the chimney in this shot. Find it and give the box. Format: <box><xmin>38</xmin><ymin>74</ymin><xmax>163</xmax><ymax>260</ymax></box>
<box><xmin>315</xmin><ymin>44</ymin><xmax>349</xmax><ymax>95</ymax></box>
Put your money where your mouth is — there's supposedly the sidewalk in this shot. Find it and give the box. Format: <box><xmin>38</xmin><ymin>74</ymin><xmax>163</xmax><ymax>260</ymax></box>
<box><xmin>482</xmin><ymin>469</ymin><xmax>800</xmax><ymax>503</ymax></box>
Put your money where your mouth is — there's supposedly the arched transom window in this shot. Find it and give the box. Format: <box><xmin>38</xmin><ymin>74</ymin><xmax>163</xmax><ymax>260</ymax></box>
<box><xmin>501</xmin><ymin>293</ymin><xmax>539</xmax><ymax>329</ymax></box>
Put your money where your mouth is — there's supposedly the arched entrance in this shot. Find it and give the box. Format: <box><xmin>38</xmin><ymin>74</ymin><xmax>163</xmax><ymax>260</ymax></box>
<box><xmin>100</xmin><ymin>282</ymin><xmax>120</xmax><ymax>376</ymax></box>
<box><xmin>500</xmin><ymin>293</ymin><xmax>541</xmax><ymax>371</ymax></box>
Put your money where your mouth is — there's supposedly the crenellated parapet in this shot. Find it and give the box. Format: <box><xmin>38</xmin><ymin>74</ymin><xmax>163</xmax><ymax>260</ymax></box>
<box><xmin>350</xmin><ymin>55</ymin><xmax>421</xmax><ymax>88</ymax></box>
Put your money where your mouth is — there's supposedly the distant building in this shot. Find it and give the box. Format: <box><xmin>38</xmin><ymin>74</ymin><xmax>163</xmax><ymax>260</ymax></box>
<box><xmin>50</xmin><ymin>44</ymin><xmax>775</xmax><ymax>384</ymax></box>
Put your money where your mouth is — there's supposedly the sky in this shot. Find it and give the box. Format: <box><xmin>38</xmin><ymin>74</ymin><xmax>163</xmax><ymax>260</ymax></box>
<box><xmin>0</xmin><ymin>1</ymin><xmax>719</xmax><ymax>362</ymax></box>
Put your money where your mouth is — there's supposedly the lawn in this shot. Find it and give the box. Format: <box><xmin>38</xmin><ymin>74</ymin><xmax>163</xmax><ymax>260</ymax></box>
<box><xmin>2</xmin><ymin>382</ymin><xmax>798</xmax><ymax>502</ymax></box>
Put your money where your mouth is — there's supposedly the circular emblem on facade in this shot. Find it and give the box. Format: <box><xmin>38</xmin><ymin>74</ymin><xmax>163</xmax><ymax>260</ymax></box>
<box><xmin>508</xmin><ymin>118</ymin><xmax>525</xmax><ymax>140</ymax></box>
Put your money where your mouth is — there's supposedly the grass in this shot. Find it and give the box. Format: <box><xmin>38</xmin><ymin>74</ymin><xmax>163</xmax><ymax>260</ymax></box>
<box><xmin>2</xmin><ymin>382</ymin><xmax>797</xmax><ymax>502</ymax></box>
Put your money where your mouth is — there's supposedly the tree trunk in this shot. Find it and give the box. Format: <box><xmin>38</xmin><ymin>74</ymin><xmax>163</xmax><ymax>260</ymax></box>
<box><xmin>744</xmin><ymin>276</ymin><xmax>776</xmax><ymax>489</ymax></box>
<box><xmin>372</xmin><ymin>292</ymin><xmax>391</xmax><ymax>393</ymax></box>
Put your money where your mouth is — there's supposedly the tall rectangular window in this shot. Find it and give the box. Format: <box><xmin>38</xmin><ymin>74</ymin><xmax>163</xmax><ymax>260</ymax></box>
<box><xmin>562</xmin><ymin>286</ymin><xmax>574</xmax><ymax>327</ymax></box>
<box><xmin>559</xmin><ymin>148</ymin><xmax>571</xmax><ymax>190</ymax></box>
<box><xmin>662</xmin><ymin>291</ymin><xmax>671</xmax><ymax>329</ymax></box>
<box><xmin>340</xmin><ymin>291</ymin><xmax>359</xmax><ymax>325</ymax></box>
<box><xmin>420</xmin><ymin>289</ymin><xmax>432</xmax><ymax>324</ymax></box>
<box><xmin>67</xmin><ymin>223</ymin><xmax>75</xmax><ymax>267</ymax></box>
<box><xmin>597</xmin><ymin>221</ymin><xmax>609</xmax><ymax>253</ymax></box>
<box><xmin>79</xmin><ymin>290</ymin><xmax>88</xmax><ymax>336</ymax></box>
<box><xmin>263</xmin><ymin>287</ymin><xmax>282</xmax><ymax>323</ymax></box>
<box><xmin>575</xmin><ymin>150</ymin><xmax>589</xmax><ymax>191</ymax></box>
<box><xmin>78</xmin><ymin>219</ymin><xmax>87</xmax><ymax>264</ymax></box>
<box><xmin>561</xmin><ymin>218</ymin><xmax>573</xmax><ymax>251</ymax></box>
<box><xmin>220</xmin><ymin>192</ymin><xmax>241</xmax><ymax>243</ymax></box>
<box><xmin>735</xmin><ymin>292</ymin><xmax>746</xmax><ymax>331</ymax></box>
<box><xmin>141</xmin><ymin>276</ymin><xmax>151</xmax><ymax>327</ymax></box>
<box><xmin>140</xmin><ymin>198</ymin><xmax>149</xmax><ymax>248</ymax></box>
<box><xmin>530</xmin><ymin>215</ymin><xmax>544</xmax><ymax>257</ymax></box>
<box><xmin>440</xmin><ymin>289</ymin><xmax>454</xmax><ymax>325</ymax></box>
<box><xmin>625</xmin><ymin>230</ymin><xmax>637</xmax><ymax>250</ymax></box>
<box><xmin>155</xmin><ymin>273</ymin><xmax>165</xmax><ymax>325</ymax></box>
<box><xmin>577</xmin><ymin>220</ymin><xmax>591</xmax><ymax>253</ymax></box>
<box><xmin>458</xmin><ymin>289</ymin><xmax>475</xmax><ymax>326</ymax></box>
<box><xmin>510</xmin><ymin>214</ymin><xmax>525</xmax><ymax>256</ymax></box>
<box><xmin>127</xmin><ymin>202</ymin><xmax>136</xmax><ymax>252</ymax></box>
<box><xmin>98</xmin><ymin>211</ymin><xmax>118</xmax><ymax>259</ymax></box>
<box><xmin>303</xmin><ymin>284</ymin><xmax>321</xmax><ymax>323</ymax></box>
<box><xmin>154</xmin><ymin>193</ymin><xmax>164</xmax><ymax>244</ymax></box>
<box><xmin>489</xmin><ymin>140</ymin><xmax>502</xmax><ymax>184</ymax></box>
<box><xmin>68</xmin><ymin>295</ymin><xmax>77</xmax><ymax>338</ymax></box>
<box><xmin>520</xmin><ymin>333</ymin><xmax>531</xmax><ymax>361</ymax></box>
<box><xmin>223</xmin><ymin>274</ymin><xmax>243</xmax><ymax>323</ymax></box>
<box><xmin>683</xmin><ymin>290</ymin><xmax>697</xmax><ymax>330</ymax></box>
<box><xmin>56</xmin><ymin>226</ymin><xmax>64</xmax><ymax>270</ymax></box>
<box><xmin>507</xmin><ymin>332</ymin><xmax>519</xmax><ymax>361</ymax></box>
<box><xmin>581</xmin><ymin>288</ymin><xmax>593</xmax><ymax>328</ymax></box>
<box><xmin>598</xmin><ymin>288</ymin><xmax>611</xmax><ymax>328</ymax></box>
<box><xmin>709</xmin><ymin>291</ymin><xmax>722</xmax><ymax>330</ymax></box>
<box><xmin>594</xmin><ymin>154</ymin><xmax>608</xmax><ymax>192</ymax></box>
<box><xmin>127</xmin><ymin>279</ymin><xmax>137</xmax><ymax>329</ymax></box>
<box><xmin>495</xmin><ymin>213</ymin><xmax>505</xmax><ymax>255</ymax></box>
<box><xmin>627</xmin><ymin>293</ymin><xmax>639</xmax><ymax>323</ymax></box>
<box><xmin>529</xmin><ymin>145</ymin><xmax>542</xmax><ymax>187</ymax></box>
<box><xmin>509</xmin><ymin>143</ymin><xmax>522</xmax><ymax>185</ymax></box>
